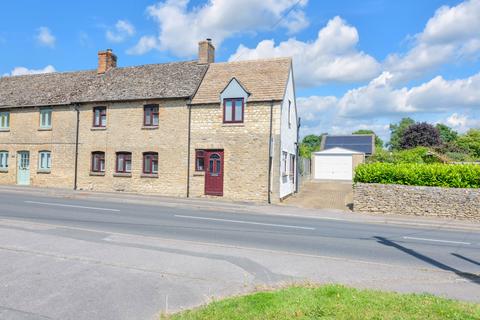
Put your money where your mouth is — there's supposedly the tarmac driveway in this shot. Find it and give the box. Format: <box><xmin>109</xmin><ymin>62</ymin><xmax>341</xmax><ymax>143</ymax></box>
<box><xmin>283</xmin><ymin>180</ymin><xmax>353</xmax><ymax>210</ymax></box>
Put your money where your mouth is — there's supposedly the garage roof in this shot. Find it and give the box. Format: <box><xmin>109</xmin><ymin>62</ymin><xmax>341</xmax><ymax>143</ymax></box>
<box><xmin>321</xmin><ymin>135</ymin><xmax>375</xmax><ymax>155</ymax></box>
<box><xmin>313</xmin><ymin>147</ymin><xmax>364</xmax><ymax>155</ymax></box>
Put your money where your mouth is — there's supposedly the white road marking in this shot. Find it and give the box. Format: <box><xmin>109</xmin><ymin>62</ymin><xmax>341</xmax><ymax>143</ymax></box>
<box><xmin>403</xmin><ymin>236</ymin><xmax>471</xmax><ymax>245</ymax></box>
<box><xmin>24</xmin><ymin>201</ymin><xmax>120</xmax><ymax>212</ymax></box>
<box><xmin>174</xmin><ymin>214</ymin><xmax>315</xmax><ymax>230</ymax></box>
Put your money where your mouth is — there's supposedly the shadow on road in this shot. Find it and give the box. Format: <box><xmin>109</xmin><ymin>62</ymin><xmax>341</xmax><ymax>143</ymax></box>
<box><xmin>374</xmin><ymin>236</ymin><xmax>480</xmax><ymax>285</ymax></box>
<box><xmin>452</xmin><ymin>253</ymin><xmax>480</xmax><ymax>267</ymax></box>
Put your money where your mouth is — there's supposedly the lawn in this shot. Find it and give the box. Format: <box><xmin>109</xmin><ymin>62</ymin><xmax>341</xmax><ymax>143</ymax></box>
<box><xmin>163</xmin><ymin>285</ymin><xmax>480</xmax><ymax>320</ymax></box>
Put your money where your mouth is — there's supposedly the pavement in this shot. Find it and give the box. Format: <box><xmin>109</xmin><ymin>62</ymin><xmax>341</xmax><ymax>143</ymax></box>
<box><xmin>0</xmin><ymin>185</ymin><xmax>479</xmax><ymax>320</ymax></box>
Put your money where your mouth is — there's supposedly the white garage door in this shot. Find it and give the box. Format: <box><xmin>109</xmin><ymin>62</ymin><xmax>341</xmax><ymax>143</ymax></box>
<box><xmin>314</xmin><ymin>154</ymin><xmax>353</xmax><ymax>180</ymax></box>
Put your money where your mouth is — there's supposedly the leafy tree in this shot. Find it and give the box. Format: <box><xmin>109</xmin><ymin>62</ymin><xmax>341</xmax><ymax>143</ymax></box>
<box><xmin>302</xmin><ymin>134</ymin><xmax>322</xmax><ymax>149</ymax></box>
<box><xmin>435</xmin><ymin>123</ymin><xmax>458</xmax><ymax>144</ymax></box>
<box><xmin>352</xmin><ymin>129</ymin><xmax>384</xmax><ymax>150</ymax></box>
<box><xmin>388</xmin><ymin>117</ymin><xmax>415</xmax><ymax>150</ymax></box>
<box><xmin>399</xmin><ymin>122</ymin><xmax>441</xmax><ymax>149</ymax></box>
<box><xmin>457</xmin><ymin>129</ymin><xmax>480</xmax><ymax>159</ymax></box>
<box><xmin>299</xmin><ymin>134</ymin><xmax>322</xmax><ymax>158</ymax></box>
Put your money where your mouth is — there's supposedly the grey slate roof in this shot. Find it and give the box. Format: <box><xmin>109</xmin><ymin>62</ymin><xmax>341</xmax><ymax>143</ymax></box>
<box><xmin>0</xmin><ymin>61</ymin><xmax>208</xmax><ymax>108</ymax></box>
<box><xmin>321</xmin><ymin>134</ymin><xmax>375</xmax><ymax>155</ymax></box>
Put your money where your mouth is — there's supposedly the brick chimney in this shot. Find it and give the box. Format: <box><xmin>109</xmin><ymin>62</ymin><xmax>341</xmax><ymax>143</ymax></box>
<box><xmin>97</xmin><ymin>49</ymin><xmax>117</xmax><ymax>74</ymax></box>
<box><xmin>198</xmin><ymin>39</ymin><xmax>215</xmax><ymax>64</ymax></box>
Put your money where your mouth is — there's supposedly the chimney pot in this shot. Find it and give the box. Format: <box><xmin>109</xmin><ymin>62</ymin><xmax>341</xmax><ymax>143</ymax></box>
<box><xmin>97</xmin><ymin>49</ymin><xmax>117</xmax><ymax>74</ymax></box>
<box><xmin>198</xmin><ymin>39</ymin><xmax>215</xmax><ymax>64</ymax></box>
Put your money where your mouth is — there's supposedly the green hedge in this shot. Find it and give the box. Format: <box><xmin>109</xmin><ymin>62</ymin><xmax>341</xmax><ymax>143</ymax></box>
<box><xmin>354</xmin><ymin>163</ymin><xmax>480</xmax><ymax>188</ymax></box>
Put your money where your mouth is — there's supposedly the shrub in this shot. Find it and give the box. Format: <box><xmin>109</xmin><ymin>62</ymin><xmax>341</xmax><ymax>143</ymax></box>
<box><xmin>367</xmin><ymin>147</ymin><xmax>442</xmax><ymax>164</ymax></box>
<box><xmin>354</xmin><ymin>163</ymin><xmax>480</xmax><ymax>188</ymax></box>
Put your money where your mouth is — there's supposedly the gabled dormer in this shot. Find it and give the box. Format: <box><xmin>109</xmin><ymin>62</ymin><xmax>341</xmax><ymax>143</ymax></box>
<box><xmin>220</xmin><ymin>77</ymin><xmax>250</xmax><ymax>124</ymax></box>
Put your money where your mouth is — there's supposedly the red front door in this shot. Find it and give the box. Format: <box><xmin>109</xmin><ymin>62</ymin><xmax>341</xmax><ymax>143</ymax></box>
<box><xmin>205</xmin><ymin>150</ymin><xmax>224</xmax><ymax>196</ymax></box>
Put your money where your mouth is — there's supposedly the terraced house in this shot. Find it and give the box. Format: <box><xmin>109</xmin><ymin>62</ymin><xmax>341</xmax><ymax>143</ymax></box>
<box><xmin>0</xmin><ymin>39</ymin><xmax>298</xmax><ymax>203</ymax></box>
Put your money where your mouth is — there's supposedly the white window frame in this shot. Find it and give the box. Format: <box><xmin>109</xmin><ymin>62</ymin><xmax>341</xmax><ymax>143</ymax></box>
<box><xmin>38</xmin><ymin>151</ymin><xmax>51</xmax><ymax>171</ymax></box>
<box><xmin>0</xmin><ymin>111</ymin><xmax>9</xmax><ymax>129</ymax></box>
<box><xmin>40</xmin><ymin>108</ymin><xmax>52</xmax><ymax>129</ymax></box>
<box><xmin>281</xmin><ymin>151</ymin><xmax>288</xmax><ymax>176</ymax></box>
<box><xmin>0</xmin><ymin>151</ymin><xmax>8</xmax><ymax>170</ymax></box>
<box><xmin>288</xmin><ymin>100</ymin><xmax>291</xmax><ymax>129</ymax></box>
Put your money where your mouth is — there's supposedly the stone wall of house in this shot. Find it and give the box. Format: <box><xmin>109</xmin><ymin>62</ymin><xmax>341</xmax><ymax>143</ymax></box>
<box><xmin>76</xmin><ymin>99</ymin><xmax>189</xmax><ymax>197</ymax></box>
<box><xmin>0</xmin><ymin>106</ymin><xmax>77</xmax><ymax>188</ymax></box>
<box><xmin>354</xmin><ymin>183</ymin><xmax>480</xmax><ymax>221</ymax></box>
<box><xmin>190</xmin><ymin>101</ymin><xmax>281</xmax><ymax>203</ymax></box>
<box><xmin>0</xmin><ymin>99</ymin><xmax>285</xmax><ymax>203</ymax></box>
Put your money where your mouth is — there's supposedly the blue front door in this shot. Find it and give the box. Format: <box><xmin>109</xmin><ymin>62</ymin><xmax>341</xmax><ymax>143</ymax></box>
<box><xmin>17</xmin><ymin>151</ymin><xmax>30</xmax><ymax>185</ymax></box>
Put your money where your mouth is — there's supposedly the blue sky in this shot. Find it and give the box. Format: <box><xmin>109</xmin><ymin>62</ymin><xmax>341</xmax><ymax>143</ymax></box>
<box><xmin>1</xmin><ymin>0</ymin><xmax>479</xmax><ymax>142</ymax></box>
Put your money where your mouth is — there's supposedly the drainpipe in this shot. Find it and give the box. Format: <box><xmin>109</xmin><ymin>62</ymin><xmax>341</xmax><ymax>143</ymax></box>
<box><xmin>73</xmin><ymin>104</ymin><xmax>80</xmax><ymax>190</ymax></box>
<box><xmin>267</xmin><ymin>100</ymin><xmax>274</xmax><ymax>204</ymax></box>
<box><xmin>186</xmin><ymin>100</ymin><xmax>192</xmax><ymax>198</ymax></box>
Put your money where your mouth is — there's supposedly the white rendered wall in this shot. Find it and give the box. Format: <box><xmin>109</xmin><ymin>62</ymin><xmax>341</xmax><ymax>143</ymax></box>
<box><xmin>279</xmin><ymin>69</ymin><xmax>298</xmax><ymax>198</ymax></box>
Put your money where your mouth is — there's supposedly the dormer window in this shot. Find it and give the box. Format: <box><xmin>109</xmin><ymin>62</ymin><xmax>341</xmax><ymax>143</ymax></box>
<box><xmin>220</xmin><ymin>77</ymin><xmax>249</xmax><ymax>124</ymax></box>
<box><xmin>223</xmin><ymin>98</ymin><xmax>244</xmax><ymax>123</ymax></box>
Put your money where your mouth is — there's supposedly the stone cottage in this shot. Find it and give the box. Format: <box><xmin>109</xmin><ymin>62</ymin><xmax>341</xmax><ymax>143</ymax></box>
<box><xmin>0</xmin><ymin>39</ymin><xmax>298</xmax><ymax>203</ymax></box>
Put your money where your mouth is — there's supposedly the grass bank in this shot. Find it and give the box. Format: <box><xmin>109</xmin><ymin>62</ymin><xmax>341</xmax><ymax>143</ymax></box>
<box><xmin>163</xmin><ymin>285</ymin><xmax>480</xmax><ymax>320</ymax></box>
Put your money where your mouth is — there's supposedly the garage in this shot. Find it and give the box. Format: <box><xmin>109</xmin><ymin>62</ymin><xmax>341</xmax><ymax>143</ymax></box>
<box><xmin>313</xmin><ymin>147</ymin><xmax>364</xmax><ymax>181</ymax></box>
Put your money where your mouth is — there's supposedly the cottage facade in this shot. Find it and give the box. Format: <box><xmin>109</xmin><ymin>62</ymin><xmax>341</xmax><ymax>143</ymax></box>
<box><xmin>0</xmin><ymin>40</ymin><xmax>298</xmax><ymax>203</ymax></box>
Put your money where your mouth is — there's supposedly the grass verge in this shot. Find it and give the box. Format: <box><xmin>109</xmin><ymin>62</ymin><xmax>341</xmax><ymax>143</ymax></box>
<box><xmin>162</xmin><ymin>285</ymin><xmax>480</xmax><ymax>320</ymax></box>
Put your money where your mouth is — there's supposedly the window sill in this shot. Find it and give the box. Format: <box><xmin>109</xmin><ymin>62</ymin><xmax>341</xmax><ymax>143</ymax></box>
<box><xmin>38</xmin><ymin>128</ymin><xmax>52</xmax><ymax>131</ymax></box>
<box><xmin>142</xmin><ymin>126</ymin><xmax>159</xmax><ymax>130</ymax></box>
<box><xmin>37</xmin><ymin>170</ymin><xmax>51</xmax><ymax>174</ymax></box>
<box><xmin>141</xmin><ymin>173</ymin><xmax>158</xmax><ymax>178</ymax></box>
<box><xmin>0</xmin><ymin>129</ymin><xmax>10</xmax><ymax>132</ymax></box>
<box><xmin>0</xmin><ymin>169</ymin><xmax>8</xmax><ymax>173</ymax></box>
<box><xmin>91</xmin><ymin>127</ymin><xmax>107</xmax><ymax>131</ymax></box>
<box><xmin>193</xmin><ymin>172</ymin><xmax>205</xmax><ymax>176</ymax></box>
<box><xmin>90</xmin><ymin>172</ymin><xmax>105</xmax><ymax>176</ymax></box>
<box><xmin>222</xmin><ymin>123</ymin><xmax>245</xmax><ymax>127</ymax></box>
<box><xmin>113</xmin><ymin>172</ymin><xmax>132</xmax><ymax>177</ymax></box>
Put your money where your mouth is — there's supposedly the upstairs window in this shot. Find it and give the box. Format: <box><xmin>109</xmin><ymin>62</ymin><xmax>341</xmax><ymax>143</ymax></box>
<box><xmin>93</xmin><ymin>107</ymin><xmax>107</xmax><ymax>127</ymax></box>
<box><xmin>143</xmin><ymin>152</ymin><xmax>158</xmax><ymax>174</ymax></box>
<box><xmin>40</xmin><ymin>107</ymin><xmax>52</xmax><ymax>129</ymax></box>
<box><xmin>144</xmin><ymin>105</ymin><xmax>159</xmax><ymax>127</ymax></box>
<box><xmin>223</xmin><ymin>98</ymin><xmax>244</xmax><ymax>123</ymax></box>
<box><xmin>38</xmin><ymin>151</ymin><xmax>51</xmax><ymax>170</ymax></box>
<box><xmin>195</xmin><ymin>150</ymin><xmax>205</xmax><ymax>171</ymax></box>
<box><xmin>0</xmin><ymin>112</ymin><xmax>10</xmax><ymax>129</ymax></box>
<box><xmin>116</xmin><ymin>152</ymin><xmax>132</xmax><ymax>173</ymax></box>
<box><xmin>91</xmin><ymin>152</ymin><xmax>105</xmax><ymax>173</ymax></box>
<box><xmin>0</xmin><ymin>151</ymin><xmax>8</xmax><ymax>169</ymax></box>
<box><xmin>288</xmin><ymin>100</ymin><xmax>292</xmax><ymax>129</ymax></box>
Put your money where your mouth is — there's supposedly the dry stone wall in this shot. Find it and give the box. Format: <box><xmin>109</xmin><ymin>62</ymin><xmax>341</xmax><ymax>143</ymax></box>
<box><xmin>354</xmin><ymin>183</ymin><xmax>480</xmax><ymax>221</ymax></box>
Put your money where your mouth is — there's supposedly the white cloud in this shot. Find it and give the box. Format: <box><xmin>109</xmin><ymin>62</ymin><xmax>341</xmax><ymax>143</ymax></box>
<box><xmin>297</xmin><ymin>96</ymin><xmax>338</xmax><ymax>121</ymax></box>
<box><xmin>36</xmin><ymin>27</ymin><xmax>56</xmax><ymax>48</ymax></box>
<box><xmin>3</xmin><ymin>65</ymin><xmax>56</xmax><ymax>77</ymax></box>
<box><xmin>229</xmin><ymin>17</ymin><xmax>381</xmax><ymax>87</ymax></box>
<box><xmin>106</xmin><ymin>20</ymin><xmax>136</xmax><ymax>43</ymax></box>
<box><xmin>337</xmin><ymin>71</ymin><xmax>480</xmax><ymax>118</ymax></box>
<box><xmin>126</xmin><ymin>35</ymin><xmax>159</xmax><ymax>55</ymax></box>
<box><xmin>385</xmin><ymin>0</ymin><xmax>480</xmax><ymax>82</ymax></box>
<box><xmin>297</xmin><ymin>71</ymin><xmax>480</xmax><ymax>140</ymax></box>
<box><xmin>445</xmin><ymin>113</ymin><xmax>480</xmax><ymax>132</ymax></box>
<box><xmin>129</xmin><ymin>0</ymin><xmax>309</xmax><ymax>57</ymax></box>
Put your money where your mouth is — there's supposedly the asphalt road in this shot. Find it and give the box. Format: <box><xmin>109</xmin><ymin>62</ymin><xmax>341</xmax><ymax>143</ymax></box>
<box><xmin>0</xmin><ymin>189</ymin><xmax>479</xmax><ymax>319</ymax></box>
<box><xmin>1</xmin><ymin>191</ymin><xmax>479</xmax><ymax>274</ymax></box>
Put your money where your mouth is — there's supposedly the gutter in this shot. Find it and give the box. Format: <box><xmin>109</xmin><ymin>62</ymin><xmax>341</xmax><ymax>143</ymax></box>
<box><xmin>267</xmin><ymin>100</ymin><xmax>274</xmax><ymax>204</ymax></box>
<box><xmin>73</xmin><ymin>104</ymin><xmax>80</xmax><ymax>190</ymax></box>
